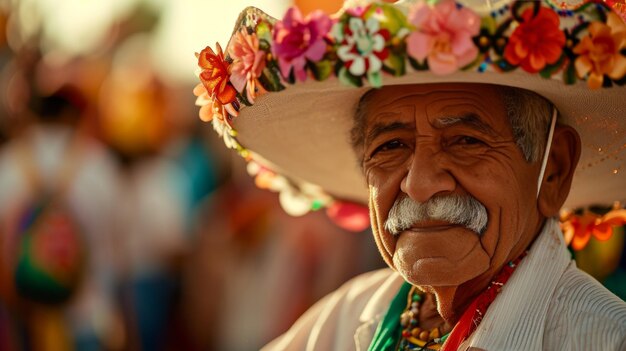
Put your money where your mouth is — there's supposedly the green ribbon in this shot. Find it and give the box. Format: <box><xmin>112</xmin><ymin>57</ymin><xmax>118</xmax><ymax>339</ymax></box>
<box><xmin>368</xmin><ymin>281</ymin><xmax>412</xmax><ymax>351</ymax></box>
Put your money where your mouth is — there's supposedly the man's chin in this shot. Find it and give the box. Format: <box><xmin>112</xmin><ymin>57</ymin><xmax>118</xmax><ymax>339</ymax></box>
<box><xmin>393</xmin><ymin>254</ymin><xmax>490</xmax><ymax>287</ymax></box>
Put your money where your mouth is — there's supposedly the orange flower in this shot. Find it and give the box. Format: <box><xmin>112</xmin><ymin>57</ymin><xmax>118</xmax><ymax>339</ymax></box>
<box><xmin>193</xmin><ymin>83</ymin><xmax>218</xmax><ymax>122</ymax></box>
<box><xmin>197</xmin><ymin>44</ymin><xmax>237</xmax><ymax>105</ymax></box>
<box><xmin>561</xmin><ymin>209</ymin><xmax>626</xmax><ymax>251</ymax></box>
<box><xmin>504</xmin><ymin>6</ymin><xmax>565</xmax><ymax>73</ymax></box>
<box><xmin>573</xmin><ymin>12</ymin><xmax>626</xmax><ymax>89</ymax></box>
<box><xmin>193</xmin><ymin>83</ymin><xmax>238</xmax><ymax>123</ymax></box>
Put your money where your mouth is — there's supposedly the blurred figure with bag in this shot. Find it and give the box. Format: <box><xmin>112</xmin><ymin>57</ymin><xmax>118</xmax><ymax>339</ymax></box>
<box><xmin>0</xmin><ymin>85</ymin><xmax>124</xmax><ymax>351</ymax></box>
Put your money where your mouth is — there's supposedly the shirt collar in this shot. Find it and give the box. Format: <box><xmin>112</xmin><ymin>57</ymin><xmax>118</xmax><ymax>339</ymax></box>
<box><xmin>467</xmin><ymin>217</ymin><xmax>571</xmax><ymax>349</ymax></box>
<box><xmin>359</xmin><ymin>270</ymin><xmax>405</xmax><ymax>323</ymax></box>
<box><xmin>356</xmin><ymin>218</ymin><xmax>571</xmax><ymax>350</ymax></box>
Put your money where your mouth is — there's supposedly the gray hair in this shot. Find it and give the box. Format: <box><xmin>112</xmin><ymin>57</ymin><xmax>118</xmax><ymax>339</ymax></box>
<box><xmin>351</xmin><ymin>85</ymin><xmax>554</xmax><ymax>163</ymax></box>
<box><xmin>499</xmin><ymin>86</ymin><xmax>553</xmax><ymax>162</ymax></box>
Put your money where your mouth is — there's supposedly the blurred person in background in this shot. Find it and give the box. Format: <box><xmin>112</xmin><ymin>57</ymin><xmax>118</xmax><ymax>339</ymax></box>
<box><xmin>0</xmin><ymin>83</ymin><xmax>124</xmax><ymax>351</ymax></box>
<box><xmin>181</xmin><ymin>156</ymin><xmax>384</xmax><ymax>351</ymax></box>
<box><xmin>0</xmin><ymin>7</ymin><xmax>10</xmax><ymax>145</ymax></box>
<box><xmin>98</xmin><ymin>31</ymin><xmax>222</xmax><ymax>351</ymax></box>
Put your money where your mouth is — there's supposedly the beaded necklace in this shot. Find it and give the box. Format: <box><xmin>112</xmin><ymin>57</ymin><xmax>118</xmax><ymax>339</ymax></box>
<box><xmin>398</xmin><ymin>287</ymin><xmax>449</xmax><ymax>350</ymax></box>
<box><xmin>398</xmin><ymin>251</ymin><xmax>528</xmax><ymax>351</ymax></box>
<box><xmin>369</xmin><ymin>252</ymin><xmax>528</xmax><ymax>351</ymax></box>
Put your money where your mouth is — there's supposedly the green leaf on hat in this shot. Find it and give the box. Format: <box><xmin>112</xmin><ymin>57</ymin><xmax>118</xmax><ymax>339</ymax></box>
<box><xmin>256</xmin><ymin>22</ymin><xmax>273</xmax><ymax>44</ymax></box>
<box><xmin>480</xmin><ymin>15</ymin><xmax>497</xmax><ymax>34</ymax></box>
<box><xmin>237</xmin><ymin>91</ymin><xmax>252</xmax><ymax>107</ymax></box>
<box><xmin>260</xmin><ymin>62</ymin><xmax>285</xmax><ymax>92</ymax></box>
<box><xmin>259</xmin><ymin>38</ymin><xmax>271</xmax><ymax>52</ymax></box>
<box><xmin>308</xmin><ymin>60</ymin><xmax>333</xmax><ymax>81</ymax></box>
<box><xmin>564</xmin><ymin>62</ymin><xmax>577</xmax><ymax>85</ymax></box>
<box><xmin>287</xmin><ymin>67</ymin><xmax>296</xmax><ymax>85</ymax></box>
<box><xmin>408</xmin><ymin>56</ymin><xmax>428</xmax><ymax>71</ymax></box>
<box><xmin>334</xmin><ymin>59</ymin><xmax>344</xmax><ymax>76</ymax></box>
<box><xmin>384</xmin><ymin>52</ymin><xmax>406</xmax><ymax>76</ymax></box>
<box><xmin>577</xmin><ymin>1</ymin><xmax>607</xmax><ymax>23</ymax></box>
<box><xmin>540</xmin><ymin>53</ymin><xmax>566</xmax><ymax>79</ymax></box>
<box><xmin>571</xmin><ymin>22</ymin><xmax>590</xmax><ymax>38</ymax></box>
<box><xmin>237</xmin><ymin>91</ymin><xmax>252</xmax><ymax>106</ymax></box>
<box><xmin>461</xmin><ymin>52</ymin><xmax>484</xmax><ymax>71</ymax></box>
<box><xmin>368</xmin><ymin>71</ymin><xmax>383</xmax><ymax>88</ymax></box>
<box><xmin>511</xmin><ymin>0</ymin><xmax>538</xmax><ymax>22</ymax></box>
<box><xmin>339</xmin><ymin>67</ymin><xmax>363</xmax><ymax>87</ymax></box>
<box><xmin>495</xmin><ymin>18</ymin><xmax>513</xmax><ymax>37</ymax></box>
<box><xmin>364</xmin><ymin>3</ymin><xmax>409</xmax><ymax>36</ymax></box>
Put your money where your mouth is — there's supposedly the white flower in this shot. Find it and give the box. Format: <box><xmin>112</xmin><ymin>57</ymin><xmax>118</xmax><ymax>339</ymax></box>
<box><xmin>279</xmin><ymin>185</ymin><xmax>313</xmax><ymax>216</ymax></box>
<box><xmin>336</xmin><ymin>16</ymin><xmax>386</xmax><ymax>76</ymax></box>
<box><xmin>212</xmin><ymin>118</ymin><xmax>237</xmax><ymax>149</ymax></box>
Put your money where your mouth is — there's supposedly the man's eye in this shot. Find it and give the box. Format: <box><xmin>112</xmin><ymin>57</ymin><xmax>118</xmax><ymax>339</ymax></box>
<box><xmin>453</xmin><ymin>136</ymin><xmax>484</xmax><ymax>146</ymax></box>
<box><xmin>370</xmin><ymin>139</ymin><xmax>405</xmax><ymax>158</ymax></box>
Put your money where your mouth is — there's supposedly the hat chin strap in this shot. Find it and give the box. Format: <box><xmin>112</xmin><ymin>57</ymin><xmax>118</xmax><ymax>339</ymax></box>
<box><xmin>536</xmin><ymin>107</ymin><xmax>558</xmax><ymax>199</ymax></box>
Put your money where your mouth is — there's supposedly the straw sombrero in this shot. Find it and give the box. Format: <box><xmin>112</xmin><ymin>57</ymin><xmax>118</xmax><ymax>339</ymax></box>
<box><xmin>194</xmin><ymin>0</ymin><xmax>626</xmax><ymax>229</ymax></box>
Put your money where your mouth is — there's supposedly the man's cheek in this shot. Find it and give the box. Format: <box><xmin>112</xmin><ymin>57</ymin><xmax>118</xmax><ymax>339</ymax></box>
<box><xmin>369</xmin><ymin>188</ymin><xmax>395</xmax><ymax>267</ymax></box>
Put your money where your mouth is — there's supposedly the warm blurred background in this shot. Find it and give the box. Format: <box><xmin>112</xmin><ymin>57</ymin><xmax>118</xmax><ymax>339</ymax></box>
<box><xmin>0</xmin><ymin>0</ymin><xmax>389</xmax><ymax>350</ymax></box>
<box><xmin>0</xmin><ymin>0</ymin><xmax>624</xmax><ymax>350</ymax></box>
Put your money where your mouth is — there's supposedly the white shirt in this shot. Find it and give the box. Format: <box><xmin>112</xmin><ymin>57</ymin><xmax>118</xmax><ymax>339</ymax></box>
<box><xmin>263</xmin><ymin>218</ymin><xmax>626</xmax><ymax>350</ymax></box>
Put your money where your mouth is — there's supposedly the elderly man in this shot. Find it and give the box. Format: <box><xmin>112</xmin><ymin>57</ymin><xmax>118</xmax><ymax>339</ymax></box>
<box><xmin>259</xmin><ymin>82</ymin><xmax>626</xmax><ymax>350</ymax></box>
<box><xmin>193</xmin><ymin>0</ymin><xmax>626</xmax><ymax>349</ymax></box>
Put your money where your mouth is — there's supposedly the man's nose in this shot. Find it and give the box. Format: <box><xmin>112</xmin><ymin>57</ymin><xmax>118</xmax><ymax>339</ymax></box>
<box><xmin>400</xmin><ymin>147</ymin><xmax>456</xmax><ymax>203</ymax></box>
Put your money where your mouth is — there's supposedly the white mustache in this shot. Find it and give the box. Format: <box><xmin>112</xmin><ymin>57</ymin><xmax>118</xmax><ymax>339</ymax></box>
<box><xmin>384</xmin><ymin>194</ymin><xmax>488</xmax><ymax>236</ymax></box>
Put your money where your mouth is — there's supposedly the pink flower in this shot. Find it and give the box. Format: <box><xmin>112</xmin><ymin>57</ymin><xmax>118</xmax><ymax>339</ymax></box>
<box><xmin>406</xmin><ymin>0</ymin><xmax>480</xmax><ymax>75</ymax></box>
<box><xmin>229</xmin><ymin>29</ymin><xmax>267</xmax><ymax>103</ymax></box>
<box><xmin>272</xmin><ymin>7</ymin><xmax>333</xmax><ymax>81</ymax></box>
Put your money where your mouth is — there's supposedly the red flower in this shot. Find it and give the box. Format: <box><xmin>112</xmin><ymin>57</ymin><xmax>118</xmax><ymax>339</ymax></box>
<box><xmin>504</xmin><ymin>6</ymin><xmax>565</xmax><ymax>73</ymax></box>
<box><xmin>197</xmin><ymin>44</ymin><xmax>237</xmax><ymax>105</ymax></box>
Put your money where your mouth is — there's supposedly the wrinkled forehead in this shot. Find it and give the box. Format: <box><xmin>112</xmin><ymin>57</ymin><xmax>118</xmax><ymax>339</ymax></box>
<box><xmin>359</xmin><ymin>83</ymin><xmax>510</xmax><ymax>129</ymax></box>
<box><xmin>364</xmin><ymin>83</ymin><xmax>503</xmax><ymax>111</ymax></box>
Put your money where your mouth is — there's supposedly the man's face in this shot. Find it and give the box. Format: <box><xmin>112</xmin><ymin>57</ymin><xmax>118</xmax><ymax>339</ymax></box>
<box><xmin>360</xmin><ymin>83</ymin><xmax>543</xmax><ymax>287</ymax></box>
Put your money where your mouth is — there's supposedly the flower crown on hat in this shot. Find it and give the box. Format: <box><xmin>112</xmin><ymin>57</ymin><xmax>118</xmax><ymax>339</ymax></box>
<box><xmin>194</xmin><ymin>0</ymin><xmax>626</xmax><ymax>232</ymax></box>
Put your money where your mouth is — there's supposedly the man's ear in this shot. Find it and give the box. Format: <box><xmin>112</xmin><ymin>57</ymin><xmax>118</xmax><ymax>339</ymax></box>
<box><xmin>538</xmin><ymin>125</ymin><xmax>581</xmax><ymax>217</ymax></box>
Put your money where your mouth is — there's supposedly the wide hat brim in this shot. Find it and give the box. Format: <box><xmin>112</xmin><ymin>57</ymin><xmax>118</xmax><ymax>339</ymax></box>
<box><xmin>197</xmin><ymin>0</ymin><xmax>626</xmax><ymax>215</ymax></box>
<box><xmin>236</xmin><ymin>71</ymin><xmax>625</xmax><ymax>210</ymax></box>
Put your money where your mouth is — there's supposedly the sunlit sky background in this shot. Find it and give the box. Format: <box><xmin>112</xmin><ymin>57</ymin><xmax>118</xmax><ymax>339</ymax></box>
<box><xmin>3</xmin><ymin>0</ymin><xmax>596</xmax><ymax>84</ymax></box>
<box><xmin>2</xmin><ymin>0</ymin><xmax>291</xmax><ymax>84</ymax></box>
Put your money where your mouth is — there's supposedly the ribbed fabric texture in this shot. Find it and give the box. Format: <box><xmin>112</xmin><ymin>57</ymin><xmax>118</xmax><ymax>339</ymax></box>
<box><xmin>467</xmin><ymin>218</ymin><xmax>626</xmax><ymax>350</ymax></box>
